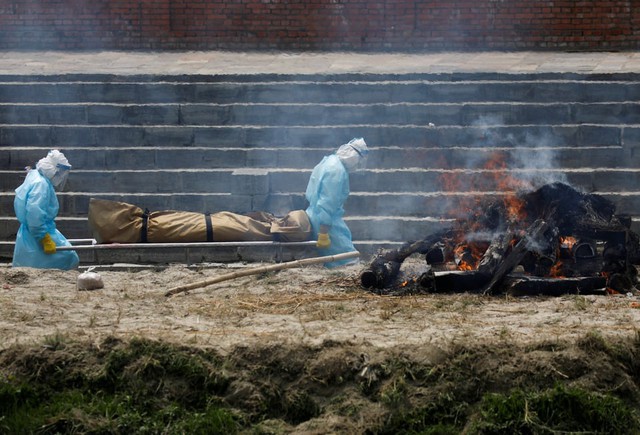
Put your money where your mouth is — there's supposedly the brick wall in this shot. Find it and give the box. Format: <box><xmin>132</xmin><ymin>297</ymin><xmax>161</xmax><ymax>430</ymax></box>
<box><xmin>1</xmin><ymin>0</ymin><xmax>639</xmax><ymax>51</ymax></box>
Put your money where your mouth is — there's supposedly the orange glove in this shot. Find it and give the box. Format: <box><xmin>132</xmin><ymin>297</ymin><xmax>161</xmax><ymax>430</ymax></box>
<box><xmin>41</xmin><ymin>233</ymin><xmax>56</xmax><ymax>254</ymax></box>
<box><xmin>317</xmin><ymin>232</ymin><xmax>331</xmax><ymax>249</ymax></box>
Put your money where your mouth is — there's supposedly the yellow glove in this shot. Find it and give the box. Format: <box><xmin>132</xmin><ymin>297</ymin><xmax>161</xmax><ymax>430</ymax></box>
<box><xmin>317</xmin><ymin>232</ymin><xmax>331</xmax><ymax>249</ymax></box>
<box><xmin>41</xmin><ymin>233</ymin><xmax>56</xmax><ymax>254</ymax></box>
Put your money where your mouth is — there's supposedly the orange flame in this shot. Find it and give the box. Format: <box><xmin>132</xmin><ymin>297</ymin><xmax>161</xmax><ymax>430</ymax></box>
<box><xmin>453</xmin><ymin>242</ymin><xmax>488</xmax><ymax>271</ymax></box>
<box><xmin>560</xmin><ymin>236</ymin><xmax>577</xmax><ymax>250</ymax></box>
<box><xmin>438</xmin><ymin>151</ymin><xmax>530</xmax><ymax>222</ymax></box>
<box><xmin>549</xmin><ymin>261</ymin><xmax>564</xmax><ymax>277</ymax></box>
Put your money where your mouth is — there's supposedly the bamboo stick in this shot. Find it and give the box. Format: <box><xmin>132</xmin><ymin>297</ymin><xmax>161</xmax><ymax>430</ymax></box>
<box><xmin>164</xmin><ymin>251</ymin><xmax>361</xmax><ymax>297</ymax></box>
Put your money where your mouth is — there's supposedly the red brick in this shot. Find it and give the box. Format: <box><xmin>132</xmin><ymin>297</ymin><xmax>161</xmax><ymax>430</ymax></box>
<box><xmin>1</xmin><ymin>0</ymin><xmax>639</xmax><ymax>50</ymax></box>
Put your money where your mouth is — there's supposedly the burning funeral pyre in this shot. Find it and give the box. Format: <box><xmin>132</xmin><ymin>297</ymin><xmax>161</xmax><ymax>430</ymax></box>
<box><xmin>361</xmin><ymin>182</ymin><xmax>640</xmax><ymax>296</ymax></box>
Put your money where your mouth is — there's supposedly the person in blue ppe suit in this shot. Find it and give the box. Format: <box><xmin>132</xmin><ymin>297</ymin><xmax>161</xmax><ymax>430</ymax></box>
<box><xmin>305</xmin><ymin>137</ymin><xmax>369</xmax><ymax>268</ymax></box>
<box><xmin>12</xmin><ymin>150</ymin><xmax>79</xmax><ymax>270</ymax></box>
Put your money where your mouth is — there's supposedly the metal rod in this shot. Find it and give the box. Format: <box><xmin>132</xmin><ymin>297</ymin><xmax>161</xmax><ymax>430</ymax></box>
<box><xmin>58</xmin><ymin>240</ymin><xmax>317</xmax><ymax>251</ymax></box>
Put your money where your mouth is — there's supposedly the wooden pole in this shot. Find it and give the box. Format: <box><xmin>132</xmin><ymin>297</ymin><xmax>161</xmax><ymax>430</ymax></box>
<box><xmin>164</xmin><ymin>251</ymin><xmax>361</xmax><ymax>297</ymax></box>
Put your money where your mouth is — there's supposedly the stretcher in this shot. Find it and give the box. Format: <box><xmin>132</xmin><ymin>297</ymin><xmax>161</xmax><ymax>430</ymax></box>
<box><xmin>57</xmin><ymin>239</ymin><xmax>317</xmax><ymax>251</ymax></box>
<box><xmin>56</xmin><ymin>238</ymin><xmax>319</xmax><ymax>265</ymax></box>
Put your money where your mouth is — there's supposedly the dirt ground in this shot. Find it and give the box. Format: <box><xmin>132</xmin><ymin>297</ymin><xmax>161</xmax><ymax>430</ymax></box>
<box><xmin>1</xmin><ymin>256</ymin><xmax>640</xmax><ymax>352</ymax></box>
<box><xmin>2</xmin><ymin>256</ymin><xmax>640</xmax><ymax>433</ymax></box>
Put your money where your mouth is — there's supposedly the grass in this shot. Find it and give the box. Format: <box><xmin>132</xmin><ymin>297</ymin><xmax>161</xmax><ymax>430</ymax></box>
<box><xmin>1</xmin><ymin>334</ymin><xmax>640</xmax><ymax>434</ymax></box>
<box><xmin>0</xmin><ymin>337</ymin><xmax>238</xmax><ymax>434</ymax></box>
<box><xmin>0</xmin><ymin>383</ymin><xmax>238</xmax><ymax>434</ymax></box>
<box><xmin>471</xmin><ymin>384</ymin><xmax>640</xmax><ymax>434</ymax></box>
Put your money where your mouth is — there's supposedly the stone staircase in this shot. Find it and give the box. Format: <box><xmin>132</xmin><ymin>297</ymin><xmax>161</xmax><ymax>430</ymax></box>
<box><xmin>1</xmin><ymin>72</ymin><xmax>640</xmax><ymax>264</ymax></box>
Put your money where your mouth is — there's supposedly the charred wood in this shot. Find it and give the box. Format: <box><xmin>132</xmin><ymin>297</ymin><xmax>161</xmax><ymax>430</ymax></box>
<box><xmin>521</xmin><ymin>182</ymin><xmax>616</xmax><ymax>235</ymax></box>
<box><xmin>526</xmin><ymin>224</ymin><xmax>559</xmax><ymax>277</ymax></box>
<box><xmin>481</xmin><ymin>219</ymin><xmax>550</xmax><ymax>295</ymax></box>
<box><xmin>363</xmin><ymin>182</ymin><xmax>640</xmax><ymax>295</ymax></box>
<box><xmin>361</xmin><ymin>230</ymin><xmax>453</xmax><ymax>290</ymax></box>
<box><xmin>417</xmin><ymin>265</ymin><xmax>436</xmax><ymax>292</ymax></box>
<box><xmin>607</xmin><ymin>273</ymin><xmax>636</xmax><ymax>293</ymax></box>
<box><xmin>602</xmin><ymin>239</ymin><xmax>628</xmax><ymax>275</ymax></box>
<box><xmin>477</xmin><ymin>232</ymin><xmax>514</xmax><ymax>275</ymax></box>
<box><xmin>417</xmin><ymin>270</ymin><xmax>491</xmax><ymax>293</ymax></box>
<box><xmin>503</xmin><ymin>275</ymin><xmax>607</xmax><ymax>296</ymax></box>
<box><xmin>554</xmin><ymin>257</ymin><xmax>602</xmax><ymax>278</ymax></box>
<box><xmin>573</xmin><ymin>239</ymin><xmax>597</xmax><ymax>259</ymax></box>
<box><xmin>425</xmin><ymin>242</ymin><xmax>451</xmax><ymax>265</ymax></box>
<box><xmin>454</xmin><ymin>245</ymin><xmax>476</xmax><ymax>269</ymax></box>
<box><xmin>626</xmin><ymin>230</ymin><xmax>640</xmax><ymax>265</ymax></box>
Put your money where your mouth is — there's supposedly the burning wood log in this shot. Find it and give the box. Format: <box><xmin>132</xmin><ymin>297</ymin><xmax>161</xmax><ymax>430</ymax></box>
<box><xmin>360</xmin><ymin>239</ymin><xmax>428</xmax><ymax>290</ymax></box>
<box><xmin>481</xmin><ymin>219</ymin><xmax>550</xmax><ymax>295</ymax></box>
<box><xmin>360</xmin><ymin>229</ymin><xmax>452</xmax><ymax>290</ymax></box>
<box><xmin>607</xmin><ymin>273</ymin><xmax>635</xmax><ymax>294</ymax></box>
<box><xmin>414</xmin><ymin>232</ymin><xmax>513</xmax><ymax>293</ymax></box>
<box><xmin>363</xmin><ymin>182</ymin><xmax>640</xmax><ymax>296</ymax></box>
<box><xmin>477</xmin><ymin>232</ymin><xmax>514</xmax><ymax>275</ymax></box>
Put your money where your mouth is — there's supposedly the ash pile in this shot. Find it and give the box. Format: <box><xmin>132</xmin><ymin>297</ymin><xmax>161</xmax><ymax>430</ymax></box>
<box><xmin>361</xmin><ymin>182</ymin><xmax>640</xmax><ymax>297</ymax></box>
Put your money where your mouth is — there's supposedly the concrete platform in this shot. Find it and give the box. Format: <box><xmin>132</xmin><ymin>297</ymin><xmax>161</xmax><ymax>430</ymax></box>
<box><xmin>3</xmin><ymin>50</ymin><xmax>640</xmax><ymax>265</ymax></box>
<box><xmin>2</xmin><ymin>50</ymin><xmax>640</xmax><ymax>76</ymax></box>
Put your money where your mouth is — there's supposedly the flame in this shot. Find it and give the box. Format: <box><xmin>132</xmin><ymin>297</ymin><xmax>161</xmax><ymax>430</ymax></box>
<box><xmin>453</xmin><ymin>242</ymin><xmax>487</xmax><ymax>271</ymax></box>
<box><xmin>433</xmin><ymin>151</ymin><xmax>601</xmax><ymax>282</ymax></box>
<box><xmin>438</xmin><ymin>151</ymin><xmax>530</xmax><ymax>222</ymax></box>
<box><xmin>560</xmin><ymin>236</ymin><xmax>577</xmax><ymax>250</ymax></box>
<box><xmin>482</xmin><ymin>152</ymin><xmax>529</xmax><ymax>221</ymax></box>
<box><xmin>549</xmin><ymin>261</ymin><xmax>564</xmax><ymax>277</ymax></box>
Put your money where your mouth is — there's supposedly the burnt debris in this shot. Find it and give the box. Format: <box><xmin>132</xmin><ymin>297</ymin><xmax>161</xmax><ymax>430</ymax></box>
<box><xmin>361</xmin><ymin>182</ymin><xmax>639</xmax><ymax>296</ymax></box>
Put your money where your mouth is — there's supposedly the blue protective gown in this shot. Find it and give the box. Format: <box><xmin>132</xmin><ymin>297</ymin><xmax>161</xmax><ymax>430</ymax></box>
<box><xmin>12</xmin><ymin>169</ymin><xmax>79</xmax><ymax>270</ymax></box>
<box><xmin>305</xmin><ymin>154</ymin><xmax>356</xmax><ymax>267</ymax></box>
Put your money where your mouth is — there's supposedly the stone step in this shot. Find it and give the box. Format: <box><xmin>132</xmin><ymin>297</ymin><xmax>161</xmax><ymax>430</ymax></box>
<box><xmin>3</xmin><ymin>167</ymin><xmax>640</xmax><ymax>195</ymax></box>
<box><xmin>3</xmin><ymin>72</ymin><xmax>640</xmax><ymax>265</ymax></box>
<box><xmin>2</xmin><ymin>76</ymin><xmax>640</xmax><ymax>104</ymax></box>
<box><xmin>0</xmin><ymin>145</ymin><xmax>630</xmax><ymax>171</ymax></box>
<box><xmin>2</xmin><ymin>102</ymin><xmax>640</xmax><ymax>126</ymax></box>
<box><xmin>0</xmin><ymin>124</ymin><xmax>632</xmax><ymax>148</ymax></box>
<box><xmin>0</xmin><ymin>215</ymin><xmax>454</xmax><ymax>255</ymax></box>
<box><xmin>3</xmin><ymin>211</ymin><xmax>640</xmax><ymax>259</ymax></box>
<box><xmin>2</xmin><ymin>190</ymin><xmax>640</xmax><ymax>232</ymax></box>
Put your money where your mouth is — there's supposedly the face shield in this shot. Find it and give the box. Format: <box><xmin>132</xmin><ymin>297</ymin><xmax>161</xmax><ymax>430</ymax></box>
<box><xmin>50</xmin><ymin>164</ymin><xmax>71</xmax><ymax>190</ymax></box>
<box><xmin>36</xmin><ymin>150</ymin><xmax>72</xmax><ymax>190</ymax></box>
<box><xmin>336</xmin><ymin>138</ymin><xmax>369</xmax><ymax>172</ymax></box>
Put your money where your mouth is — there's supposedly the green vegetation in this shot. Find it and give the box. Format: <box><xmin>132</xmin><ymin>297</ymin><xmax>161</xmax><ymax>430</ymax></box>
<box><xmin>472</xmin><ymin>384</ymin><xmax>639</xmax><ymax>434</ymax></box>
<box><xmin>0</xmin><ymin>337</ymin><xmax>238</xmax><ymax>434</ymax></box>
<box><xmin>1</xmin><ymin>334</ymin><xmax>640</xmax><ymax>434</ymax></box>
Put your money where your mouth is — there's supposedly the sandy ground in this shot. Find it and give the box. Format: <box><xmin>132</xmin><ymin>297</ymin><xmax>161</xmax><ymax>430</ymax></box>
<box><xmin>2</xmin><ymin>256</ymin><xmax>640</xmax><ymax>353</ymax></box>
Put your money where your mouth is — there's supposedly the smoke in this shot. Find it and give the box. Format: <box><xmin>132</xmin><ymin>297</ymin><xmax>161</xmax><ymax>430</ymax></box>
<box><xmin>510</xmin><ymin>130</ymin><xmax>569</xmax><ymax>190</ymax></box>
<box><xmin>469</xmin><ymin>115</ymin><xmax>569</xmax><ymax>192</ymax></box>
